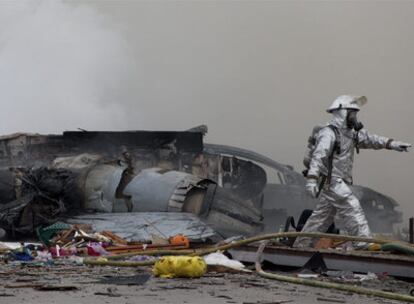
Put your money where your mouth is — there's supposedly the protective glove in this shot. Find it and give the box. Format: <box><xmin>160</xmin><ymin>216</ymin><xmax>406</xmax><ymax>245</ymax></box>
<box><xmin>390</xmin><ymin>141</ymin><xmax>412</xmax><ymax>152</ymax></box>
<box><xmin>305</xmin><ymin>178</ymin><xmax>319</xmax><ymax>198</ymax></box>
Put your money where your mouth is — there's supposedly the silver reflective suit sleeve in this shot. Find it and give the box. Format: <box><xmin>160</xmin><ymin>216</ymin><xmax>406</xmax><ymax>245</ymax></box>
<box><xmin>357</xmin><ymin>129</ymin><xmax>389</xmax><ymax>150</ymax></box>
<box><xmin>307</xmin><ymin>127</ymin><xmax>336</xmax><ymax>178</ymax></box>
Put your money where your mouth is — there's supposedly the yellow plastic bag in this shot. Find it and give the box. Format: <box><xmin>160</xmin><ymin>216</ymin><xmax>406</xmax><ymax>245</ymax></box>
<box><xmin>368</xmin><ymin>243</ymin><xmax>382</xmax><ymax>251</ymax></box>
<box><xmin>153</xmin><ymin>256</ymin><xmax>207</xmax><ymax>278</ymax></box>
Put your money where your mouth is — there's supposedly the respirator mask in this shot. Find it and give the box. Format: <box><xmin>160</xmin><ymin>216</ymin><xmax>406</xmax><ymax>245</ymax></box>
<box><xmin>346</xmin><ymin>110</ymin><xmax>364</xmax><ymax>131</ymax></box>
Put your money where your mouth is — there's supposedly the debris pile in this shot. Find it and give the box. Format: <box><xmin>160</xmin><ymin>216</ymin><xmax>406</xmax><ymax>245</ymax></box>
<box><xmin>0</xmin><ymin>129</ymin><xmax>411</xmax><ymax>303</ymax></box>
<box><xmin>1</xmin><ymin>227</ymin><xmax>414</xmax><ymax>303</ymax></box>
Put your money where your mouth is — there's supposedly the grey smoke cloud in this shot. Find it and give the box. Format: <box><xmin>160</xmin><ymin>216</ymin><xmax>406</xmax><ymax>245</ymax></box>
<box><xmin>0</xmin><ymin>1</ymin><xmax>413</xmax><ymax>225</ymax></box>
<box><xmin>0</xmin><ymin>0</ymin><xmax>135</xmax><ymax>133</ymax></box>
<box><xmin>89</xmin><ymin>1</ymin><xmax>414</xmax><ymax>224</ymax></box>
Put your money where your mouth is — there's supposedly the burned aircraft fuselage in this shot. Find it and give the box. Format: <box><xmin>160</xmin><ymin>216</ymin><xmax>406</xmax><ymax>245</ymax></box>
<box><xmin>0</xmin><ymin>130</ymin><xmax>403</xmax><ymax>239</ymax></box>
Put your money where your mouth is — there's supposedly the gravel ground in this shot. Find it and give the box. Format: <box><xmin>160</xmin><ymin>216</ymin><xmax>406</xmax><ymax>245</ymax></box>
<box><xmin>0</xmin><ymin>262</ymin><xmax>412</xmax><ymax>304</ymax></box>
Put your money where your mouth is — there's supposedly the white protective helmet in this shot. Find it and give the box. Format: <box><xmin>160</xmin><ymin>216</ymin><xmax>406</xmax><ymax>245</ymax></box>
<box><xmin>327</xmin><ymin>95</ymin><xmax>368</xmax><ymax>113</ymax></box>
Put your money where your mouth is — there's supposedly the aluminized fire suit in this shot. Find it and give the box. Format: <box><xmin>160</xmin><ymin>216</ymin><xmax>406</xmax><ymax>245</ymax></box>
<box><xmin>294</xmin><ymin>96</ymin><xmax>410</xmax><ymax>248</ymax></box>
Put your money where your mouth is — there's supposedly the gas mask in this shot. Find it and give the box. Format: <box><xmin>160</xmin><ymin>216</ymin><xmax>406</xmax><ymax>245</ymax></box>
<box><xmin>346</xmin><ymin>110</ymin><xmax>364</xmax><ymax>131</ymax></box>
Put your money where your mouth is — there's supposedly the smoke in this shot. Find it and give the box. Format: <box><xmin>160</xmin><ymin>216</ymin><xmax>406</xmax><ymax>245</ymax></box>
<box><xmin>0</xmin><ymin>0</ymin><xmax>135</xmax><ymax>133</ymax></box>
<box><xmin>0</xmin><ymin>1</ymin><xmax>413</xmax><ymax>225</ymax></box>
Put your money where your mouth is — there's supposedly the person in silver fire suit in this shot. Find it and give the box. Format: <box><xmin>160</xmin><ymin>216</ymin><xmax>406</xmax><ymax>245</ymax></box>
<box><xmin>294</xmin><ymin>95</ymin><xmax>411</xmax><ymax>248</ymax></box>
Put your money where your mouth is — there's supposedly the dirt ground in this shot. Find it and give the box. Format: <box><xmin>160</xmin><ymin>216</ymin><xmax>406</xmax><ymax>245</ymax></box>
<box><xmin>0</xmin><ymin>261</ymin><xmax>412</xmax><ymax>304</ymax></box>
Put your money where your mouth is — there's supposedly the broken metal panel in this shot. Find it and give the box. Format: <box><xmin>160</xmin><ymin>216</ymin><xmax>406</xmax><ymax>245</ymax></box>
<box><xmin>205</xmin><ymin>186</ymin><xmax>264</xmax><ymax>238</ymax></box>
<box><xmin>62</xmin><ymin>131</ymin><xmax>203</xmax><ymax>154</ymax></box>
<box><xmin>204</xmin><ymin>143</ymin><xmax>305</xmax><ymax>186</ymax></box>
<box><xmin>123</xmin><ymin>169</ymin><xmax>210</xmax><ymax>213</ymax></box>
<box><xmin>204</xmin><ymin>210</ymin><xmax>261</xmax><ymax>238</ymax></box>
<box><xmin>82</xmin><ymin>164</ymin><xmax>125</xmax><ymax>212</ymax></box>
<box><xmin>188</xmin><ymin>152</ymin><xmax>267</xmax><ymax>209</ymax></box>
<box><xmin>229</xmin><ymin>245</ymin><xmax>414</xmax><ymax>279</ymax></box>
<box><xmin>210</xmin><ymin>187</ymin><xmax>263</xmax><ymax>224</ymax></box>
<box><xmin>168</xmin><ymin>173</ymin><xmax>210</xmax><ymax>212</ymax></box>
<box><xmin>67</xmin><ymin>212</ymin><xmax>219</xmax><ymax>242</ymax></box>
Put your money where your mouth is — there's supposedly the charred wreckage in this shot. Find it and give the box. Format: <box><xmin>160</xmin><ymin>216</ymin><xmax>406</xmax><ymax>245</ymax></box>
<box><xmin>0</xmin><ymin>126</ymin><xmax>402</xmax><ymax>242</ymax></box>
